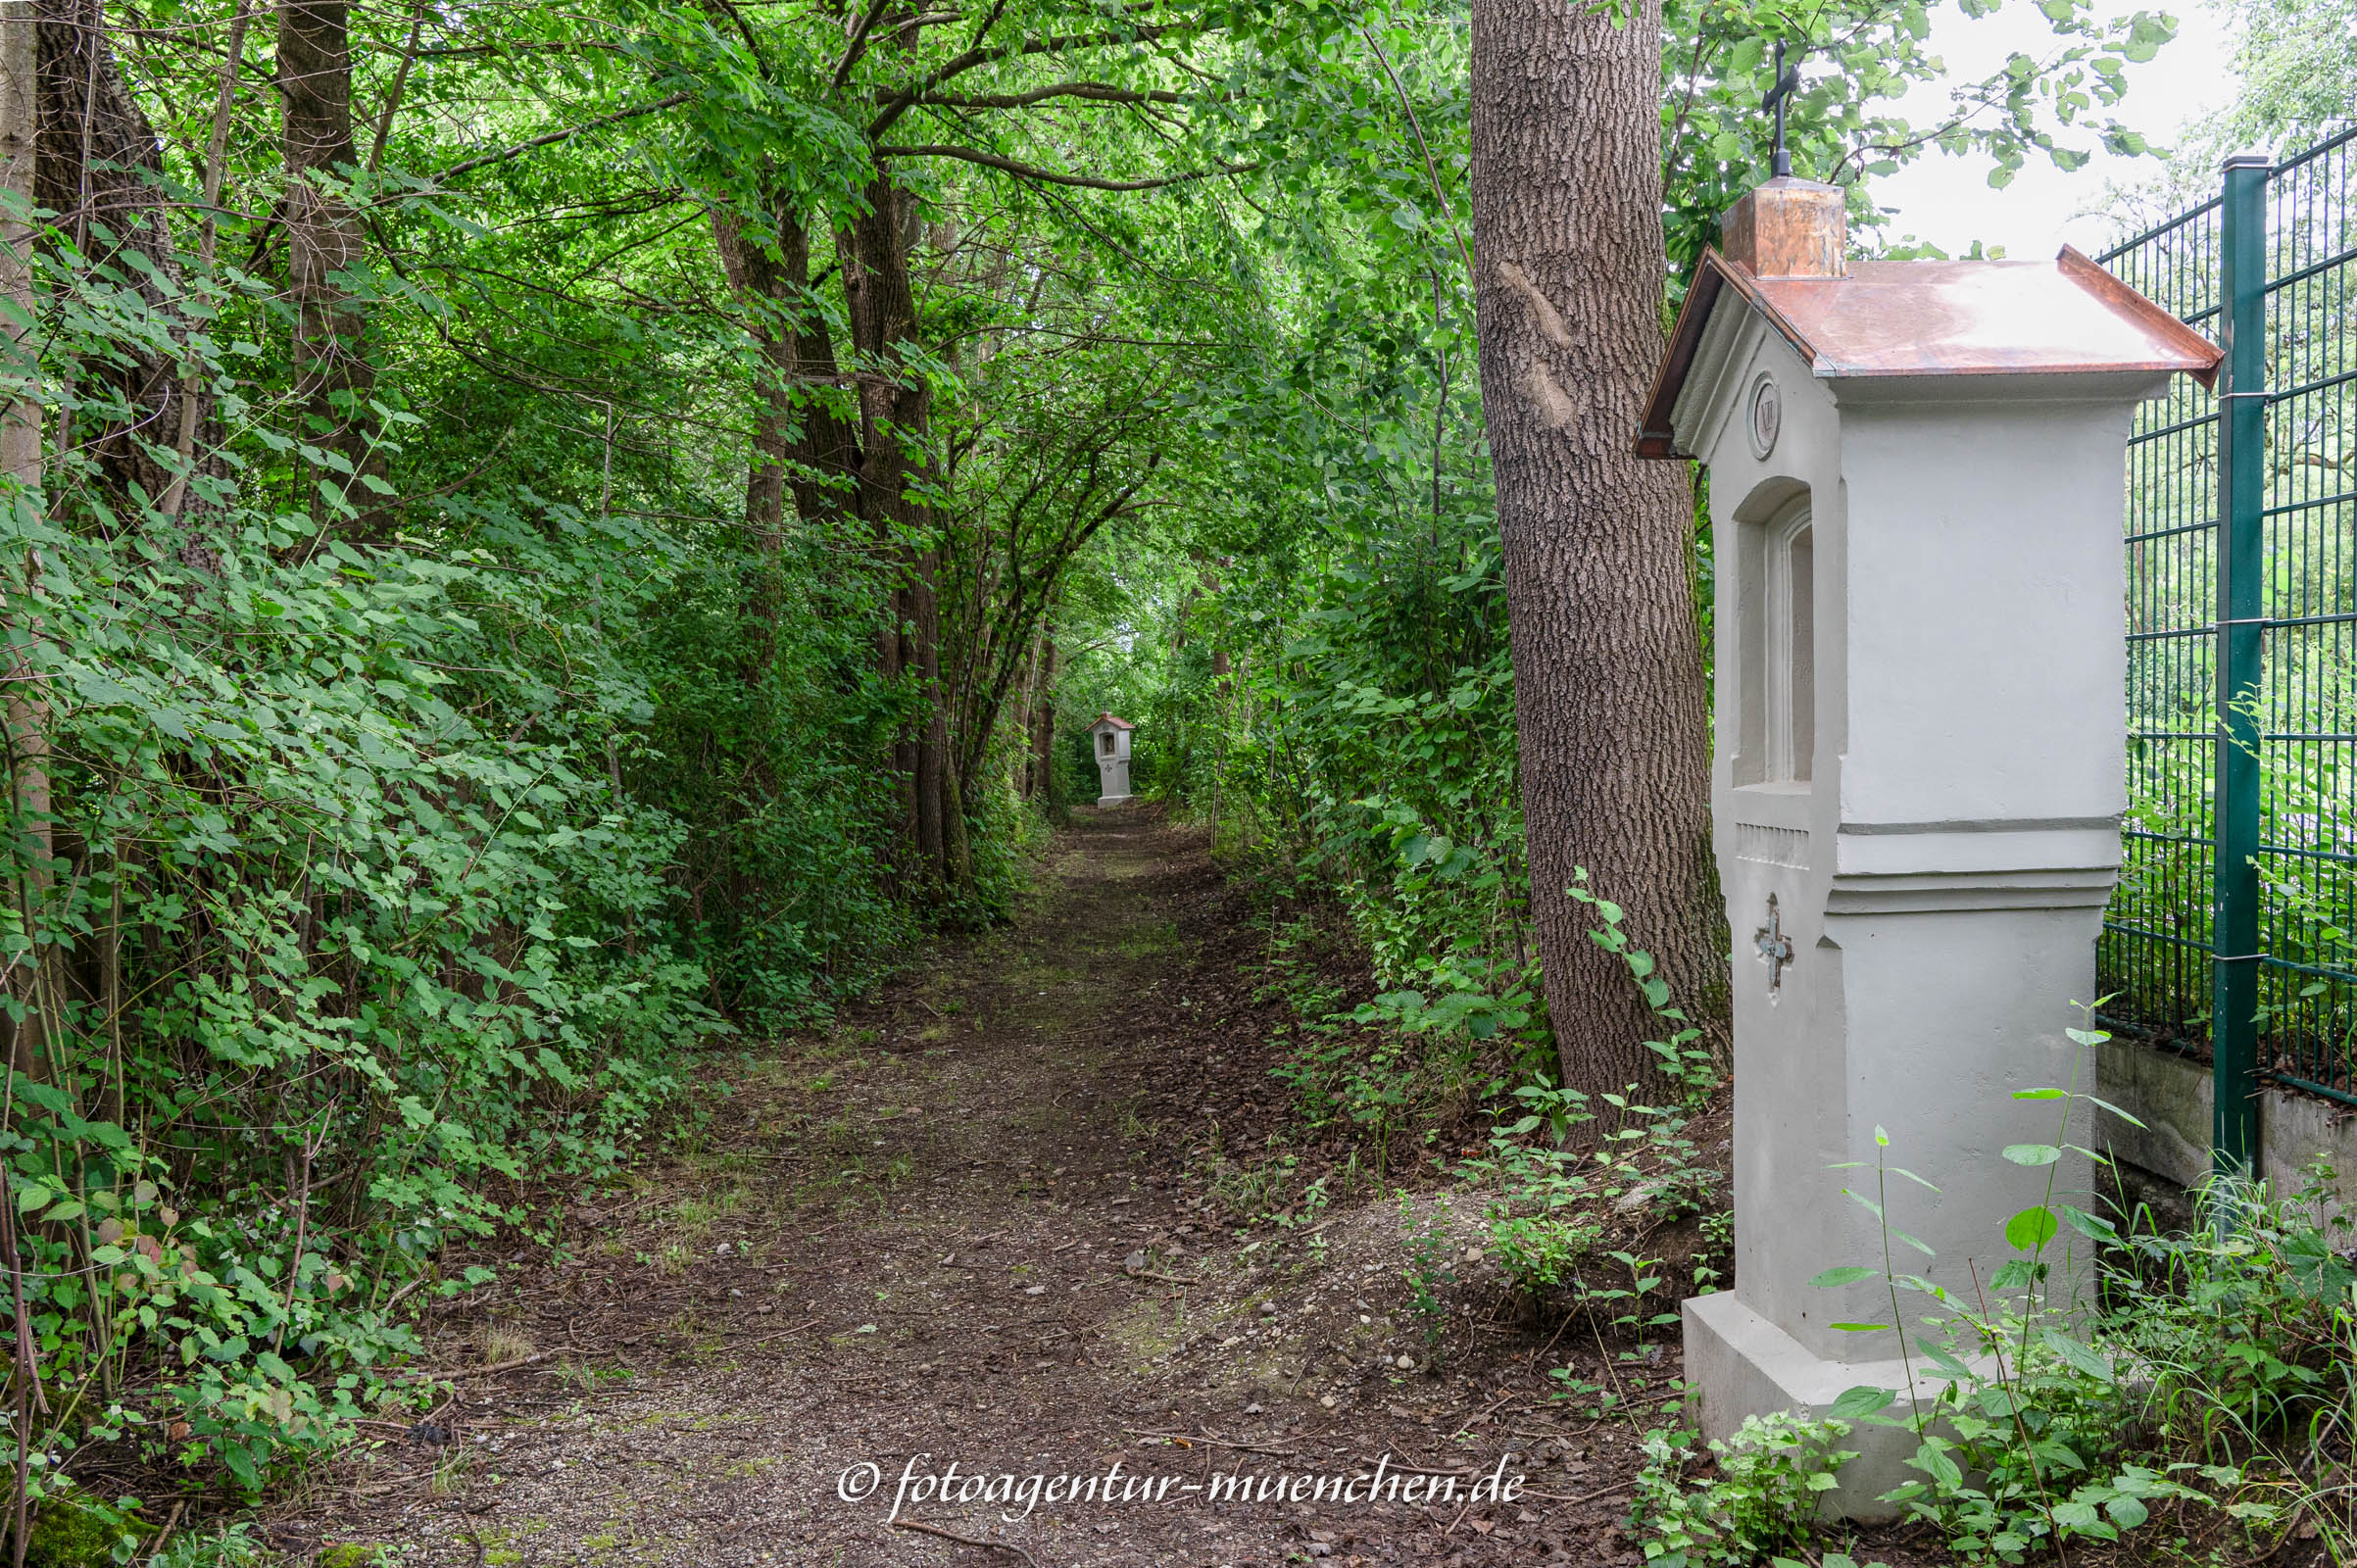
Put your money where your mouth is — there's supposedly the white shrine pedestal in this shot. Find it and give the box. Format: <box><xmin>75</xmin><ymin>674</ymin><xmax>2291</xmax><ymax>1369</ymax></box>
<box><xmin>1636</xmin><ymin>179</ymin><xmax>2221</xmax><ymax>1513</ymax></box>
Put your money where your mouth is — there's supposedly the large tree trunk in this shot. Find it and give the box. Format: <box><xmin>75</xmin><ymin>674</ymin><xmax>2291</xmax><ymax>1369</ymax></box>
<box><xmin>841</xmin><ymin>172</ymin><xmax>962</xmax><ymax>895</ymax></box>
<box><xmin>711</xmin><ymin>201</ymin><xmax>860</xmax><ymax>545</ymax></box>
<box><xmin>279</xmin><ymin>0</ymin><xmax>380</xmax><ymax>536</ymax></box>
<box><xmin>1467</xmin><ymin>0</ymin><xmax>1716</xmax><ymax>1090</ymax></box>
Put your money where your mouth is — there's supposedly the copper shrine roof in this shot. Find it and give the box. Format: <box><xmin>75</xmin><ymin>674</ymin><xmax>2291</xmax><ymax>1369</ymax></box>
<box><xmin>1635</xmin><ymin>245</ymin><xmax>2223</xmax><ymax>459</ymax></box>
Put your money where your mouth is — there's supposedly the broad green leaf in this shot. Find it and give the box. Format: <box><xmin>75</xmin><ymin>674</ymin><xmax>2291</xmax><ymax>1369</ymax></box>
<box><xmin>1828</xmin><ymin>1385</ymin><xmax>1895</xmax><ymax>1419</ymax></box>
<box><xmin>2039</xmin><ymin>1329</ymin><xmax>2114</xmax><ymax>1382</ymax></box>
<box><xmin>2005</xmin><ymin>1205</ymin><xmax>2060</xmax><ymax>1251</ymax></box>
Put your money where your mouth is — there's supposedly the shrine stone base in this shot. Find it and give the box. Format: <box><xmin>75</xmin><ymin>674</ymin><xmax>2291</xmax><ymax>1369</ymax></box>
<box><xmin>1682</xmin><ymin>1291</ymin><xmax>1955</xmax><ymax>1522</ymax></box>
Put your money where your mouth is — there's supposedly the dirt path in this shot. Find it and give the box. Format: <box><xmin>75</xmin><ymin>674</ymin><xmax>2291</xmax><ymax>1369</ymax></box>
<box><xmin>299</xmin><ymin>811</ymin><xmax>1647</xmax><ymax>1567</ymax></box>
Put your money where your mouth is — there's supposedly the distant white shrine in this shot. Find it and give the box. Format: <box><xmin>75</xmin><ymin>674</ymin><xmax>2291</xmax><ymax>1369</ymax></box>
<box><xmin>1086</xmin><ymin>713</ymin><xmax>1134</xmax><ymax>806</ymax></box>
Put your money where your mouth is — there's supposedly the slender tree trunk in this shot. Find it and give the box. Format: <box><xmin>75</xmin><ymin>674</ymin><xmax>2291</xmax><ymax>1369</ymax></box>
<box><xmin>1011</xmin><ymin>633</ymin><xmax>1040</xmax><ymax>795</ymax></box>
<box><xmin>0</xmin><ymin>5</ymin><xmax>51</xmax><ymax>1090</ymax></box>
<box><xmin>1030</xmin><ymin>634</ymin><xmax>1057</xmax><ymax>802</ymax></box>
<box><xmin>1467</xmin><ymin>0</ymin><xmax>1716</xmax><ymax>1089</ymax></box>
<box><xmin>279</xmin><ymin>0</ymin><xmax>381</xmax><ymax>536</ymax></box>
<box><xmin>161</xmin><ymin>0</ymin><xmax>253</xmax><ymax>523</ymax></box>
<box><xmin>0</xmin><ymin>3</ymin><xmax>33</xmax><ymax>496</ymax></box>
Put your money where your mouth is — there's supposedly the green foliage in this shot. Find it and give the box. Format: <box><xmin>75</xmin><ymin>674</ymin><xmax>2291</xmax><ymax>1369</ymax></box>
<box><xmin>1465</xmin><ymin>1076</ymin><xmax>1601</xmax><ymax>1297</ymax></box>
<box><xmin>0</xmin><ymin>0</ymin><xmax>945</xmax><ymax>1512</ymax></box>
<box><xmin>1464</xmin><ymin>886</ymin><xmax>1723</xmax><ymax>1304</ymax></box>
<box><xmin>1633</xmin><ymin>1410</ymin><xmax>1861</xmax><ymax>1568</ymax></box>
<box><xmin>1568</xmin><ymin>872</ymin><xmax>1722</xmax><ymax>1097</ymax></box>
<box><xmin>1816</xmin><ymin>1026</ymin><xmax>2357</xmax><ymax>1562</ymax></box>
<box><xmin>155</xmin><ymin>1526</ymin><xmax>273</xmax><ymax>1567</ymax></box>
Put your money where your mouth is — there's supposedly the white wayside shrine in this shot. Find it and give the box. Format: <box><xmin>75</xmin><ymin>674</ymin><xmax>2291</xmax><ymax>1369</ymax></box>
<box><xmin>1634</xmin><ymin>177</ymin><xmax>2222</xmax><ymax>1512</ymax></box>
<box><xmin>1087</xmin><ymin>712</ymin><xmax>1135</xmax><ymax>806</ymax></box>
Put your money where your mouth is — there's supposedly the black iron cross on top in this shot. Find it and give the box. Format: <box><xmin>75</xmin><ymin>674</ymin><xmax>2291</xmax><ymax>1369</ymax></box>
<box><xmin>1754</xmin><ymin>894</ymin><xmax>1794</xmax><ymax>993</ymax></box>
<box><xmin>1763</xmin><ymin>40</ymin><xmax>1802</xmax><ymax>179</ymax></box>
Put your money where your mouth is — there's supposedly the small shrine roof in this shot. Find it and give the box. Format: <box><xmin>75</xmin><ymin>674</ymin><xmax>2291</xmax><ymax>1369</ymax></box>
<box><xmin>1637</xmin><ymin>246</ymin><xmax>2222</xmax><ymax>459</ymax></box>
<box><xmin>1089</xmin><ymin>712</ymin><xmax>1135</xmax><ymax>731</ymax></box>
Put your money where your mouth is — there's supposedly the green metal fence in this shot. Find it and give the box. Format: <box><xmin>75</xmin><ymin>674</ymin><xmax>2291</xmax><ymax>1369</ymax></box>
<box><xmin>2098</xmin><ymin>127</ymin><xmax>2357</xmax><ymax>1169</ymax></box>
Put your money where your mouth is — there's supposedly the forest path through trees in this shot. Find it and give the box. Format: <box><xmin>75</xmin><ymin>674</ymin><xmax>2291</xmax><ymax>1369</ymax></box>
<box><xmin>296</xmin><ymin>811</ymin><xmax>1626</xmax><ymax>1567</ymax></box>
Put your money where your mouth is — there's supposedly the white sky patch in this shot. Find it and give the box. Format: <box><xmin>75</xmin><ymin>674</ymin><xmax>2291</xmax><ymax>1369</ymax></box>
<box><xmin>1862</xmin><ymin>0</ymin><xmax>2243</xmax><ymax>257</ymax></box>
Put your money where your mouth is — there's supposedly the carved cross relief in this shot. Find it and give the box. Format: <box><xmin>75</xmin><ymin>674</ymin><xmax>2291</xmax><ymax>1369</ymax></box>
<box><xmin>1753</xmin><ymin>894</ymin><xmax>1794</xmax><ymax>994</ymax></box>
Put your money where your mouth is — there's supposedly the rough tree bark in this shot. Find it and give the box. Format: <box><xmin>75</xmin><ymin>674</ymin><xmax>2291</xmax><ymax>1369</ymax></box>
<box><xmin>0</xmin><ymin>2</ymin><xmax>60</xmax><ymax>1091</ymax></box>
<box><xmin>840</xmin><ymin>173</ymin><xmax>968</xmax><ymax>895</ymax></box>
<box><xmin>36</xmin><ymin>0</ymin><xmax>188</xmax><ymax>506</ymax></box>
<box><xmin>278</xmin><ymin>0</ymin><xmax>381</xmax><ymax>534</ymax></box>
<box><xmin>1467</xmin><ymin>0</ymin><xmax>1717</xmax><ymax>1089</ymax></box>
<box><xmin>711</xmin><ymin>200</ymin><xmax>860</xmax><ymax>545</ymax></box>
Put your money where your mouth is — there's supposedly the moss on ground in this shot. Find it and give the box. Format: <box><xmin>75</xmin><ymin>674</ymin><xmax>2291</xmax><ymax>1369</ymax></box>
<box><xmin>23</xmin><ymin>1495</ymin><xmax>123</xmax><ymax>1568</ymax></box>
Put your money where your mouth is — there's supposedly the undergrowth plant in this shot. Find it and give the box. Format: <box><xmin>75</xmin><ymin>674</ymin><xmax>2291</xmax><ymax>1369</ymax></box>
<box><xmin>1632</xmin><ymin>1410</ymin><xmax>1866</xmax><ymax>1568</ymax></box>
<box><xmin>1398</xmin><ymin>1190</ymin><xmax>1458</xmax><ymax>1352</ymax></box>
<box><xmin>1806</xmin><ymin>1016</ymin><xmax>2357</xmax><ymax>1563</ymax></box>
<box><xmin>1465</xmin><ymin>871</ymin><xmax>1727</xmax><ymax>1305</ymax></box>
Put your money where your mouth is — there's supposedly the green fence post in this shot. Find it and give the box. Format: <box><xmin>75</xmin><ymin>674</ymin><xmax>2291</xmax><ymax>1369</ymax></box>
<box><xmin>2212</xmin><ymin>152</ymin><xmax>2269</xmax><ymax>1178</ymax></box>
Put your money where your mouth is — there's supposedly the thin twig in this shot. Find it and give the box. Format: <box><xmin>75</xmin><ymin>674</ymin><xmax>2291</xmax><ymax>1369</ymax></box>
<box><xmin>1355</xmin><ymin>24</ymin><xmax>1474</xmax><ymax>279</ymax></box>
<box><xmin>270</xmin><ymin>1122</ymin><xmax>326</xmax><ymax>1354</ymax></box>
<box><xmin>393</xmin><ymin>1348</ymin><xmax>574</xmax><ymax>1382</ymax></box>
<box><xmin>889</xmin><ymin>1519</ymin><xmax>1043</xmax><ymax>1564</ymax></box>
<box><xmin>1125</xmin><ymin>1428</ymin><xmax>1298</xmax><ymax>1457</ymax></box>
<box><xmin>1354</xmin><ymin>1454</ymin><xmax>1471</xmax><ymax>1477</ymax></box>
<box><xmin>1516</xmin><ymin>1478</ymin><xmax>1634</xmax><ymax>1505</ymax></box>
<box><xmin>142</xmin><ymin>1500</ymin><xmax>184</xmax><ymax>1561</ymax></box>
<box><xmin>736</xmin><ymin>1317</ymin><xmax>826</xmax><ymax>1348</ymax></box>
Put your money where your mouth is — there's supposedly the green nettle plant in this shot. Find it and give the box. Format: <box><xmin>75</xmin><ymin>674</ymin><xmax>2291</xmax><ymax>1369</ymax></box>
<box><xmin>1466</xmin><ymin>874</ymin><xmax>1727</xmax><ymax>1302</ymax></box>
<box><xmin>1632</xmin><ymin>1409</ymin><xmax>1867</xmax><ymax>1568</ymax></box>
<box><xmin>1808</xmin><ymin>1017</ymin><xmax>2357</xmax><ymax>1562</ymax></box>
<box><xmin>1469</xmin><ymin>1075</ymin><xmax>1604</xmax><ymax>1296</ymax></box>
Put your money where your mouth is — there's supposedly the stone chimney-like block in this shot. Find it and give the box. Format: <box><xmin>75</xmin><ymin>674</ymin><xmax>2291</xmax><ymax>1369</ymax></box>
<box><xmin>1721</xmin><ymin>177</ymin><xmax>1847</xmax><ymax>279</ymax></box>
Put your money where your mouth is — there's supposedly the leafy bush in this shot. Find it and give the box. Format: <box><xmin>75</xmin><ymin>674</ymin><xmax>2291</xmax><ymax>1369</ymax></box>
<box><xmin>1464</xmin><ymin>881</ymin><xmax>1723</xmax><ymax>1301</ymax></box>
<box><xmin>0</xmin><ymin>131</ymin><xmax>927</xmax><ymax>1513</ymax></box>
<box><xmin>1466</xmin><ymin>1075</ymin><xmax>1602</xmax><ymax>1296</ymax></box>
<box><xmin>1633</xmin><ymin>1410</ymin><xmax>1860</xmax><ymax>1567</ymax></box>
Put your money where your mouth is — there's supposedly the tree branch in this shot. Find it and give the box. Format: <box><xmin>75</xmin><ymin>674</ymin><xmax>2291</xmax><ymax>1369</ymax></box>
<box><xmin>917</xmin><ymin>81</ymin><xmax>1195</xmax><ymax>109</ymax></box>
<box><xmin>418</xmin><ymin>91</ymin><xmax>695</xmax><ymax>191</ymax></box>
<box><xmin>875</xmin><ymin>142</ymin><xmax>1253</xmax><ymax>190</ymax></box>
<box><xmin>868</xmin><ymin>18</ymin><xmax>1191</xmax><ymax>138</ymax></box>
<box><xmin>367</xmin><ymin>0</ymin><xmax>431</xmax><ymax>174</ymax></box>
<box><xmin>707</xmin><ymin>0</ymin><xmax>777</xmax><ymax>80</ymax></box>
<box><xmin>1357</xmin><ymin>24</ymin><xmax>1472</xmax><ymax>280</ymax></box>
<box><xmin>831</xmin><ymin>0</ymin><xmax>895</xmax><ymax>88</ymax></box>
